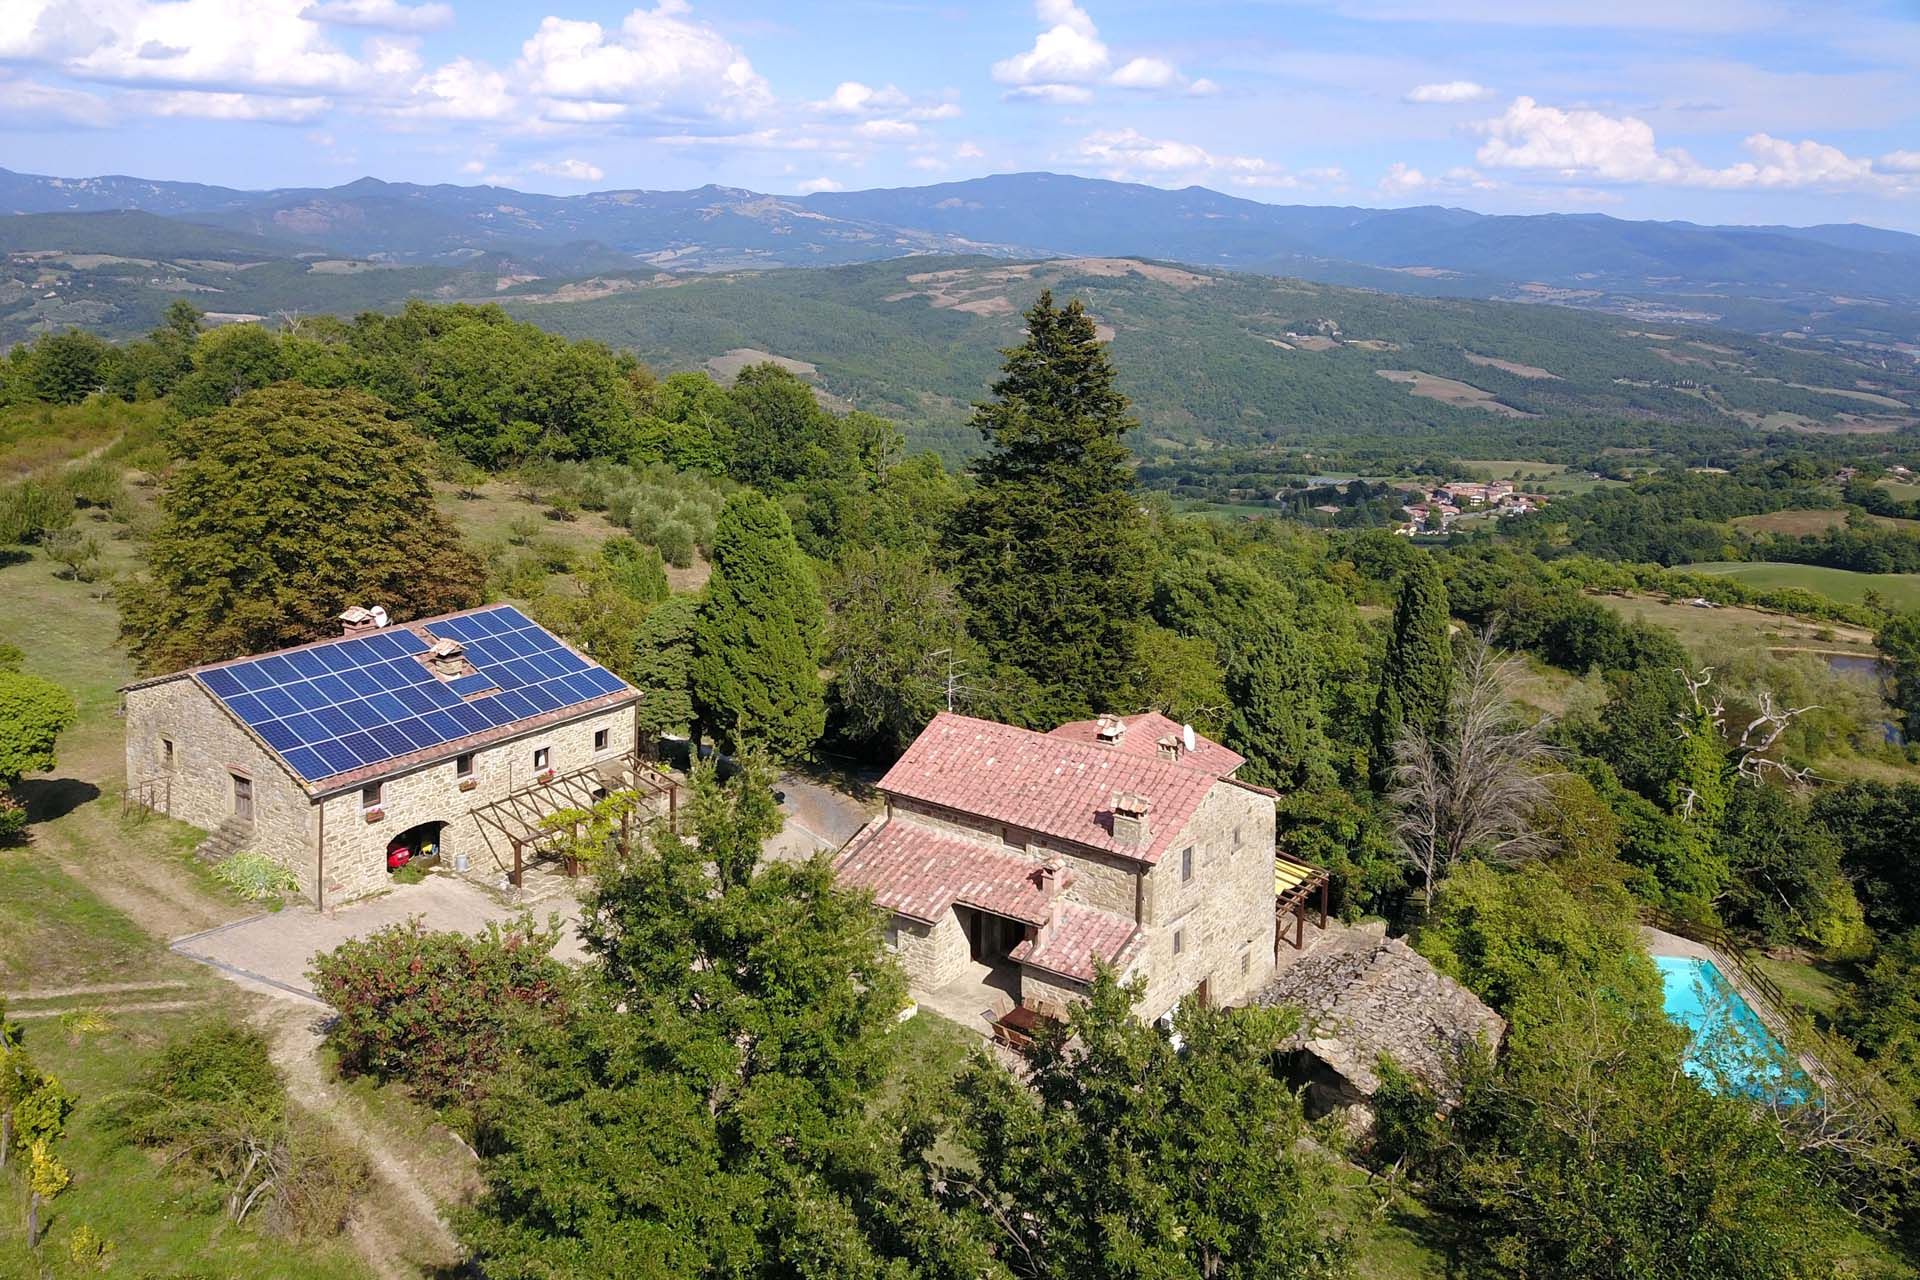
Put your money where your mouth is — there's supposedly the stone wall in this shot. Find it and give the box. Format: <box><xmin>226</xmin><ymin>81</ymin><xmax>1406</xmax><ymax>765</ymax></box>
<box><xmin>1132</xmin><ymin>781</ymin><xmax>1277</xmax><ymax>1020</ymax></box>
<box><xmin>889</xmin><ymin>910</ymin><xmax>968</xmax><ymax>989</ymax></box>
<box><xmin>126</xmin><ymin>675</ymin><xmax>636</xmax><ymax>908</ymax></box>
<box><xmin>317</xmin><ymin>706</ymin><xmax>635</xmax><ymax>904</ymax></box>
<box><xmin>886</xmin><ymin>797</ymin><xmax>1146</xmax><ymax>921</ymax></box>
<box><xmin>1018</xmin><ymin>967</ymin><xmax>1091</xmax><ymax>1018</ymax></box>
<box><xmin>124</xmin><ymin>678</ymin><xmax>319</xmax><ymax>899</ymax></box>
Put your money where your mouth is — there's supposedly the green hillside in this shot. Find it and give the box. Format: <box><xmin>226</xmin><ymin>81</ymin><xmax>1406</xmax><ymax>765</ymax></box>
<box><xmin>1685</xmin><ymin>561</ymin><xmax>1920</xmax><ymax>609</ymax></box>
<box><xmin>502</xmin><ymin>256</ymin><xmax>1920</xmax><ymax>459</ymax></box>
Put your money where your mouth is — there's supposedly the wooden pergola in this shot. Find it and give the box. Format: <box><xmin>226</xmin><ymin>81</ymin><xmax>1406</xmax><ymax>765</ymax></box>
<box><xmin>469</xmin><ymin>750</ymin><xmax>681</xmax><ymax>887</ymax></box>
<box><xmin>1275</xmin><ymin>853</ymin><xmax>1331</xmax><ymax>955</ymax></box>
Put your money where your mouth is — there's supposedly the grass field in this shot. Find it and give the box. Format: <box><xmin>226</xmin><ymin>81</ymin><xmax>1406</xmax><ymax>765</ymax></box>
<box><xmin>1731</xmin><ymin>509</ymin><xmax>1851</xmax><ymax>537</ymax></box>
<box><xmin>1685</xmin><ymin>562</ymin><xmax>1920</xmax><ymax>610</ymax></box>
<box><xmin>1591</xmin><ymin>592</ymin><xmax>1879</xmax><ymax>658</ymax></box>
<box><xmin>1876</xmin><ymin>478</ymin><xmax>1920</xmax><ymax>503</ymax></box>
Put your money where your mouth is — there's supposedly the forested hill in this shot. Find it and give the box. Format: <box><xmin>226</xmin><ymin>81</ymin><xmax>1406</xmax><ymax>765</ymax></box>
<box><xmin>501</xmin><ymin>255</ymin><xmax>1920</xmax><ymax>460</ymax></box>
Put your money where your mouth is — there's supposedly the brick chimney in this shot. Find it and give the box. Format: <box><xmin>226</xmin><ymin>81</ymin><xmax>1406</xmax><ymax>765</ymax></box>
<box><xmin>338</xmin><ymin>604</ymin><xmax>388</xmax><ymax>636</ymax></box>
<box><xmin>1111</xmin><ymin>792</ymin><xmax>1152</xmax><ymax>848</ymax></box>
<box><xmin>425</xmin><ymin>637</ymin><xmax>469</xmax><ymax>678</ymax></box>
<box><xmin>1157</xmin><ymin>733</ymin><xmax>1182</xmax><ymax>761</ymax></box>
<box><xmin>1095</xmin><ymin>714</ymin><xmax>1126</xmax><ymax>745</ymax></box>
<box><xmin>1029</xmin><ymin>856</ymin><xmax>1071</xmax><ymax>949</ymax></box>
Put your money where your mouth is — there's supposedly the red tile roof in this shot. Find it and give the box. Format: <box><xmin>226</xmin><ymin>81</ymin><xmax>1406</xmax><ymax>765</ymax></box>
<box><xmin>876</xmin><ymin>712</ymin><xmax>1221</xmax><ymax>865</ymax></box>
<box><xmin>1046</xmin><ymin>711</ymin><xmax>1245</xmax><ymax>777</ymax></box>
<box><xmin>1010</xmin><ymin>902</ymin><xmax>1145</xmax><ymax>984</ymax></box>
<box><xmin>835</xmin><ymin>819</ymin><xmax>1055</xmax><ymax>924</ymax></box>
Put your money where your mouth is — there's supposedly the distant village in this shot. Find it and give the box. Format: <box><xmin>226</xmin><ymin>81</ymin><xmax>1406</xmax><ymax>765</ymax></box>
<box><xmin>1392</xmin><ymin>479</ymin><xmax>1551</xmax><ymax>535</ymax></box>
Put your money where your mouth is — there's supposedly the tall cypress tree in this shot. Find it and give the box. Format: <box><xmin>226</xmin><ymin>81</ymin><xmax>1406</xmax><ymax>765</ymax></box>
<box><xmin>1372</xmin><ymin>553</ymin><xmax>1453</xmax><ymax>770</ymax></box>
<box><xmin>1226</xmin><ymin>614</ymin><xmax>1334</xmax><ymax>792</ymax></box>
<box><xmin>942</xmin><ymin>290</ymin><xmax>1148</xmax><ymax>722</ymax></box>
<box><xmin>691</xmin><ymin>492</ymin><xmax>826</xmax><ymax>757</ymax></box>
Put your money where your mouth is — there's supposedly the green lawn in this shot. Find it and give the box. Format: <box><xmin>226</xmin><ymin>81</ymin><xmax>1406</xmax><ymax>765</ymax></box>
<box><xmin>1684</xmin><ymin>562</ymin><xmax>1920</xmax><ymax>610</ymax></box>
<box><xmin>1752</xmin><ymin>954</ymin><xmax>1850</xmax><ymax>1025</ymax></box>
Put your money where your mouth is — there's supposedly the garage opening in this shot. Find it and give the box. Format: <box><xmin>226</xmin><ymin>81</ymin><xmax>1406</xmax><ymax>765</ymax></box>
<box><xmin>387</xmin><ymin>820</ymin><xmax>448</xmax><ymax>875</ymax></box>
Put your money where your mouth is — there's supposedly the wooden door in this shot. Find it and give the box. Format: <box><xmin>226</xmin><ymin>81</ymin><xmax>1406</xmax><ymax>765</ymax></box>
<box><xmin>1194</xmin><ymin>978</ymin><xmax>1212</xmax><ymax>1009</ymax></box>
<box><xmin>232</xmin><ymin>773</ymin><xmax>253</xmax><ymax>822</ymax></box>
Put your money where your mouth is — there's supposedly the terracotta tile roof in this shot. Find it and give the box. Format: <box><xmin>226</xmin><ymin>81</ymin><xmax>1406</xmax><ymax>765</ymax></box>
<box><xmin>1046</xmin><ymin>711</ymin><xmax>1245</xmax><ymax>777</ymax></box>
<box><xmin>835</xmin><ymin>819</ymin><xmax>1054</xmax><ymax>924</ymax></box>
<box><xmin>1010</xmin><ymin>902</ymin><xmax>1145</xmax><ymax>984</ymax></box>
<box><xmin>877</xmin><ymin>712</ymin><xmax>1221</xmax><ymax>865</ymax></box>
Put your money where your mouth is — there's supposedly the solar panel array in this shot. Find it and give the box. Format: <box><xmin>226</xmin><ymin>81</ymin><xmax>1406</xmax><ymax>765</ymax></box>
<box><xmin>197</xmin><ymin>606</ymin><xmax>629</xmax><ymax>783</ymax></box>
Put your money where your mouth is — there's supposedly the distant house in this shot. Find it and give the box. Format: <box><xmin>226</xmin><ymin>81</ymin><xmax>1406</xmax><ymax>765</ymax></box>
<box><xmin>1253</xmin><ymin>930</ymin><xmax>1505</xmax><ymax>1126</ymax></box>
<box><xmin>123</xmin><ymin>604</ymin><xmax>652</xmax><ymax>907</ymax></box>
<box><xmin>836</xmin><ymin>712</ymin><xmax>1278</xmax><ymax>1021</ymax></box>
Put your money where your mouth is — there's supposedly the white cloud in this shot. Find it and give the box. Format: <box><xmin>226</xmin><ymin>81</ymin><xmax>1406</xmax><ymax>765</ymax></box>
<box><xmin>1474</xmin><ymin>95</ymin><xmax>1892</xmax><ymax>191</ymax></box>
<box><xmin>1880</xmin><ymin>151</ymin><xmax>1920</xmax><ymax>175</ymax></box>
<box><xmin>995</xmin><ymin>0</ymin><xmax>1208</xmax><ymax>101</ymax></box>
<box><xmin>1405</xmin><ymin>79</ymin><xmax>1493</xmax><ymax>103</ymax></box>
<box><xmin>813</xmin><ymin>80</ymin><xmax>908</xmax><ymax>115</ymax></box>
<box><xmin>855</xmin><ymin>118</ymin><xmax>918</xmax><ymax>140</ymax></box>
<box><xmin>516</xmin><ymin>4</ymin><xmax>771</xmax><ymax>120</ymax></box>
<box><xmin>955</xmin><ymin>141</ymin><xmax>985</xmax><ymax>160</ymax></box>
<box><xmin>1186</xmin><ymin>77</ymin><xmax>1219</xmax><ymax>97</ymax></box>
<box><xmin>797</xmin><ymin>176</ymin><xmax>843</xmax><ymax>193</ymax></box>
<box><xmin>52</xmin><ymin>0</ymin><xmax>381</xmax><ymax>94</ymax></box>
<box><xmin>1378</xmin><ymin>161</ymin><xmax>1497</xmax><ymax>195</ymax></box>
<box><xmin>531</xmin><ymin>157</ymin><xmax>605</xmax><ymax>181</ymax></box>
<box><xmin>0</xmin><ymin>75</ymin><xmax>114</xmax><ymax>127</ymax></box>
<box><xmin>1110</xmin><ymin>56</ymin><xmax>1178</xmax><ymax>90</ymax></box>
<box><xmin>142</xmin><ymin>89</ymin><xmax>332</xmax><ymax>120</ymax></box>
<box><xmin>1004</xmin><ymin>83</ymin><xmax>1094</xmax><ymax>104</ymax></box>
<box><xmin>403</xmin><ymin>56</ymin><xmax>513</xmax><ymax>119</ymax></box>
<box><xmin>1077</xmin><ymin>127</ymin><xmax>1303</xmax><ymax>189</ymax></box>
<box><xmin>460</xmin><ymin>158</ymin><xmax>485</xmax><ymax>173</ymax></box>
<box><xmin>301</xmin><ymin>0</ymin><xmax>451</xmax><ymax>32</ymax></box>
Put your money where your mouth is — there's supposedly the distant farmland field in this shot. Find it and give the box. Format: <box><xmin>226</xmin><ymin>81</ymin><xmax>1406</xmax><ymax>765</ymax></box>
<box><xmin>1687</xmin><ymin>562</ymin><xmax>1920</xmax><ymax>609</ymax></box>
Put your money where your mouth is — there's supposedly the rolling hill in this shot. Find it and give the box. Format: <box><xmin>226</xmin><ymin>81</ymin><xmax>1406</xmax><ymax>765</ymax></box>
<box><xmin>6</xmin><ymin>166</ymin><xmax>1920</xmax><ymax>349</ymax></box>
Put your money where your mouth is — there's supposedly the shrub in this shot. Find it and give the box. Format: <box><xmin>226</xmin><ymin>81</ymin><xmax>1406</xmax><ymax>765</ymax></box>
<box><xmin>655</xmin><ymin>519</ymin><xmax>696</xmax><ymax>567</ymax></box>
<box><xmin>113</xmin><ymin>1022</ymin><xmax>368</xmax><ymax>1240</ymax></box>
<box><xmin>0</xmin><ymin>476</ymin><xmax>75</xmax><ymax>545</ymax></box>
<box><xmin>309</xmin><ymin>916</ymin><xmax>572</xmax><ymax>1109</ymax></box>
<box><xmin>212</xmin><ymin>851</ymin><xmax>299</xmax><ymax>906</ymax></box>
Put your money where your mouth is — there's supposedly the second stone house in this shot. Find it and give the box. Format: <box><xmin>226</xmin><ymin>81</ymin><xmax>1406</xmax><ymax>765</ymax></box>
<box><xmin>835</xmin><ymin>711</ymin><xmax>1279</xmax><ymax>1021</ymax></box>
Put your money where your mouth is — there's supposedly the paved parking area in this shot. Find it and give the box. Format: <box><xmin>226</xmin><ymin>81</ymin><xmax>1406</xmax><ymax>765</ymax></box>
<box><xmin>172</xmin><ymin>874</ymin><xmax>587</xmax><ymax>1004</ymax></box>
<box><xmin>765</xmin><ymin>771</ymin><xmax>878</xmax><ymax>864</ymax></box>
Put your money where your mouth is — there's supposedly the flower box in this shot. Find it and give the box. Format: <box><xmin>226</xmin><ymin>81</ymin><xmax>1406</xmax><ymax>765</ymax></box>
<box><xmin>458</xmin><ymin>778</ymin><xmax>478</xmax><ymax>793</ymax></box>
<box><xmin>536</xmin><ymin>769</ymin><xmax>557</xmax><ymax>785</ymax></box>
<box><xmin>363</xmin><ymin>807</ymin><xmax>385</xmax><ymax>824</ymax></box>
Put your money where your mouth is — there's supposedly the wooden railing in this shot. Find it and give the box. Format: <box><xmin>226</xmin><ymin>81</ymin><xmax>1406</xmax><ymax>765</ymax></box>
<box><xmin>123</xmin><ymin>772</ymin><xmax>172</xmax><ymax>819</ymax></box>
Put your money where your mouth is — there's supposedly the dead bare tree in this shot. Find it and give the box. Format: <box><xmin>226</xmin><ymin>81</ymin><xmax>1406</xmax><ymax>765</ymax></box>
<box><xmin>1389</xmin><ymin>633</ymin><xmax>1560</xmax><ymax>899</ymax></box>
<box><xmin>1673</xmin><ymin>668</ymin><xmax>1821</xmax><ymax>804</ymax></box>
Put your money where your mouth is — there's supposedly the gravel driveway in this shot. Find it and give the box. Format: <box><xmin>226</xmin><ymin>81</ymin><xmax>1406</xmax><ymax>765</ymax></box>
<box><xmin>172</xmin><ymin>874</ymin><xmax>587</xmax><ymax>1004</ymax></box>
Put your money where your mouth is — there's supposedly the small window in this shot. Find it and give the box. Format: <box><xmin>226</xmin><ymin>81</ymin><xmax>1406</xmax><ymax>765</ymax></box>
<box><xmin>1173</xmin><ymin>929</ymin><xmax>1185</xmax><ymax>956</ymax></box>
<box><xmin>1181</xmin><ymin>846</ymin><xmax>1194</xmax><ymax>883</ymax></box>
<box><xmin>533</xmin><ymin>747</ymin><xmax>550</xmax><ymax>771</ymax></box>
<box><xmin>1232</xmin><ymin>824</ymin><xmax>1242</xmax><ymax>852</ymax></box>
<box><xmin>456</xmin><ymin>752</ymin><xmax>474</xmax><ymax>778</ymax></box>
<box><xmin>160</xmin><ymin>737</ymin><xmax>174</xmax><ymax>767</ymax></box>
<box><xmin>361</xmin><ymin>782</ymin><xmax>382</xmax><ymax>809</ymax></box>
<box><xmin>593</xmin><ymin>728</ymin><xmax>609</xmax><ymax>752</ymax></box>
<box><xmin>1241</xmin><ymin>950</ymin><xmax>1251</xmax><ymax>976</ymax></box>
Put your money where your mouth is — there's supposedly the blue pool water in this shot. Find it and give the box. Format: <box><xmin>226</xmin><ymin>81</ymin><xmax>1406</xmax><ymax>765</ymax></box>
<box><xmin>1655</xmin><ymin>954</ymin><xmax>1801</xmax><ymax>1099</ymax></box>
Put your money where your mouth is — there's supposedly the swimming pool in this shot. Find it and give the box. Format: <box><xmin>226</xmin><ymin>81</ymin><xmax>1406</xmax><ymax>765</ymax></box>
<box><xmin>1655</xmin><ymin>954</ymin><xmax>1801</xmax><ymax>1099</ymax></box>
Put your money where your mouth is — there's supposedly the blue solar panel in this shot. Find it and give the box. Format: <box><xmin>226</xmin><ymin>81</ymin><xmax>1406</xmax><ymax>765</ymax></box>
<box><xmin>202</xmin><ymin>611</ymin><xmax>628</xmax><ymax>782</ymax></box>
<box><xmin>286</xmin><ymin>650</ymin><xmax>330</xmax><ymax>679</ymax></box>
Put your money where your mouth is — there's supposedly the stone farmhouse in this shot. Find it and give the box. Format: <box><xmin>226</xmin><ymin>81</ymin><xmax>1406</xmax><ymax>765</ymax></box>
<box><xmin>835</xmin><ymin>711</ymin><xmax>1279</xmax><ymax>1022</ymax></box>
<box><xmin>123</xmin><ymin>604</ymin><xmax>648</xmax><ymax>907</ymax></box>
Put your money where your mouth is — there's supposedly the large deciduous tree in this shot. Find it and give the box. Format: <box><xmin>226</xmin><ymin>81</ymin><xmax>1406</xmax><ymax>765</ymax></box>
<box><xmin>1225</xmin><ymin>613</ymin><xmax>1333</xmax><ymax>792</ymax></box>
<box><xmin>942</xmin><ymin>290</ymin><xmax>1149</xmax><ymax>723</ymax></box>
<box><xmin>1371</xmin><ymin>552</ymin><xmax>1452</xmax><ymax>773</ymax></box>
<box><xmin>117</xmin><ymin>384</ymin><xmax>484</xmax><ymax>672</ymax></box>
<box><xmin>691</xmin><ymin>492</ymin><xmax>826</xmax><ymax>756</ymax></box>
<box><xmin>825</xmin><ymin>548</ymin><xmax>981</xmax><ymax>756</ymax></box>
<box><xmin>943</xmin><ymin>969</ymin><xmax>1351</xmax><ymax>1280</ymax></box>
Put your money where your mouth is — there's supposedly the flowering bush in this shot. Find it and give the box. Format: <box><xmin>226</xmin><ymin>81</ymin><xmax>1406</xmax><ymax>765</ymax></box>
<box><xmin>212</xmin><ymin>852</ymin><xmax>299</xmax><ymax>907</ymax></box>
<box><xmin>308</xmin><ymin>916</ymin><xmax>571</xmax><ymax>1109</ymax></box>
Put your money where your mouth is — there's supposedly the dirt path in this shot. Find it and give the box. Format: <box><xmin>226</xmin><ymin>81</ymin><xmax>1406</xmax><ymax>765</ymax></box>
<box><xmin>263</xmin><ymin>1007</ymin><xmax>478</xmax><ymax>1280</ymax></box>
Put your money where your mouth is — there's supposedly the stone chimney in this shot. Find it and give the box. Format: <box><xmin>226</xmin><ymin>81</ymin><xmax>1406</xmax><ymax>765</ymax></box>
<box><xmin>1111</xmin><ymin>792</ymin><xmax>1152</xmax><ymax>848</ymax></box>
<box><xmin>1029</xmin><ymin>856</ymin><xmax>1071</xmax><ymax>949</ymax></box>
<box><xmin>1095</xmin><ymin>714</ymin><xmax>1126</xmax><ymax>745</ymax></box>
<box><xmin>426</xmin><ymin>637</ymin><xmax>468</xmax><ymax>678</ymax></box>
<box><xmin>338</xmin><ymin>604</ymin><xmax>387</xmax><ymax>637</ymax></box>
<box><xmin>1157</xmin><ymin>733</ymin><xmax>1182</xmax><ymax>762</ymax></box>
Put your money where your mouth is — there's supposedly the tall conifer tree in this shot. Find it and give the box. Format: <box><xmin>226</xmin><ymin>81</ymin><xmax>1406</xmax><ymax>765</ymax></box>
<box><xmin>942</xmin><ymin>290</ymin><xmax>1148</xmax><ymax>722</ymax></box>
<box><xmin>691</xmin><ymin>492</ymin><xmax>826</xmax><ymax>756</ymax></box>
<box><xmin>1372</xmin><ymin>553</ymin><xmax>1453</xmax><ymax>772</ymax></box>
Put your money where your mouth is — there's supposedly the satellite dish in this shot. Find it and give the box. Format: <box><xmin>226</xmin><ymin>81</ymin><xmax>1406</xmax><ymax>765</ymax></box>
<box><xmin>1182</xmin><ymin>723</ymin><xmax>1196</xmax><ymax>752</ymax></box>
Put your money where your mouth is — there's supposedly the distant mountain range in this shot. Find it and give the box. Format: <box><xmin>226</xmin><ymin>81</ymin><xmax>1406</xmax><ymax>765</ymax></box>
<box><xmin>5</xmin><ymin>166</ymin><xmax>1920</xmax><ymax>350</ymax></box>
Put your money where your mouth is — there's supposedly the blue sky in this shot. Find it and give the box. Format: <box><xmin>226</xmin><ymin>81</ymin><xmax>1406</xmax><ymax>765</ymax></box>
<box><xmin>4</xmin><ymin>0</ymin><xmax>1919</xmax><ymax>229</ymax></box>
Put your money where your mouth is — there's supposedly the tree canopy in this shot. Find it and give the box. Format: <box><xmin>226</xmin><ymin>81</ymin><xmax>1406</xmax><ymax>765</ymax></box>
<box><xmin>117</xmin><ymin>383</ymin><xmax>485</xmax><ymax>672</ymax></box>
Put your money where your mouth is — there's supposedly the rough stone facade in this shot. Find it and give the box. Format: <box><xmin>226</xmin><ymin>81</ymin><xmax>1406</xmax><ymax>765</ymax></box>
<box><xmin>863</xmin><ymin>776</ymin><xmax>1277</xmax><ymax>1022</ymax></box>
<box><xmin>125</xmin><ymin>674</ymin><xmax>634</xmax><ymax>908</ymax></box>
